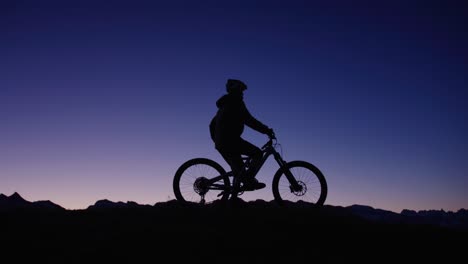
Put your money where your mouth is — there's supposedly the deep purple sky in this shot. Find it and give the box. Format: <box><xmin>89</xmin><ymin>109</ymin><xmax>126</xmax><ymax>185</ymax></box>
<box><xmin>1</xmin><ymin>0</ymin><xmax>467</xmax><ymax>212</ymax></box>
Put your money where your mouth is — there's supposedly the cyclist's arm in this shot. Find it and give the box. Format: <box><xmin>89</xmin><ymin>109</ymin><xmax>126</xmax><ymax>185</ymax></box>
<box><xmin>242</xmin><ymin>103</ymin><xmax>270</xmax><ymax>134</ymax></box>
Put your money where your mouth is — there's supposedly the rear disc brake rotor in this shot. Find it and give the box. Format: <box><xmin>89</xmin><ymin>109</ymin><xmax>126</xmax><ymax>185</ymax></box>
<box><xmin>194</xmin><ymin>177</ymin><xmax>209</xmax><ymax>196</ymax></box>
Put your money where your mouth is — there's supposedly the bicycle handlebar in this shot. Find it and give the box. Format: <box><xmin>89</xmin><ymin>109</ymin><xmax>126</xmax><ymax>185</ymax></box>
<box><xmin>262</xmin><ymin>133</ymin><xmax>277</xmax><ymax>150</ymax></box>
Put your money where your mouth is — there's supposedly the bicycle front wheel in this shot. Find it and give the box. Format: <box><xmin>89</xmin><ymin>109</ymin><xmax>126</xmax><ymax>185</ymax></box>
<box><xmin>272</xmin><ymin>160</ymin><xmax>327</xmax><ymax>206</ymax></box>
<box><xmin>173</xmin><ymin>158</ymin><xmax>230</xmax><ymax>204</ymax></box>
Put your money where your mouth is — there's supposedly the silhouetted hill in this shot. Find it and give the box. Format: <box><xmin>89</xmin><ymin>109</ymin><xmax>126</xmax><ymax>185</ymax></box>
<box><xmin>0</xmin><ymin>193</ymin><xmax>465</xmax><ymax>263</ymax></box>
<box><xmin>345</xmin><ymin>204</ymin><xmax>468</xmax><ymax>230</ymax></box>
<box><xmin>0</xmin><ymin>192</ymin><xmax>64</xmax><ymax>211</ymax></box>
<box><xmin>1</xmin><ymin>193</ymin><xmax>467</xmax><ymax>230</ymax></box>
<box><xmin>87</xmin><ymin>199</ymin><xmax>153</xmax><ymax>210</ymax></box>
<box><xmin>400</xmin><ymin>208</ymin><xmax>468</xmax><ymax>230</ymax></box>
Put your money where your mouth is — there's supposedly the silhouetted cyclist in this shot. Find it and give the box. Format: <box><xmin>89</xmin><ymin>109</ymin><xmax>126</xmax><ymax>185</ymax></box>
<box><xmin>210</xmin><ymin>79</ymin><xmax>275</xmax><ymax>190</ymax></box>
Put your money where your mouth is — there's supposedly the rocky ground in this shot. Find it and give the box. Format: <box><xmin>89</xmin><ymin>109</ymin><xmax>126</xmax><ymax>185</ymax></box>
<box><xmin>1</xmin><ymin>198</ymin><xmax>465</xmax><ymax>263</ymax></box>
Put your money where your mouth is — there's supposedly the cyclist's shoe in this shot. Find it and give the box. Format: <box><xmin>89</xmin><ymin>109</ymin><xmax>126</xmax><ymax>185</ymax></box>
<box><xmin>242</xmin><ymin>178</ymin><xmax>266</xmax><ymax>191</ymax></box>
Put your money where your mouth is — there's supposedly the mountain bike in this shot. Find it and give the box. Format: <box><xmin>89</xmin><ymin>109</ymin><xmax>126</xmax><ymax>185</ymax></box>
<box><xmin>173</xmin><ymin>134</ymin><xmax>327</xmax><ymax>206</ymax></box>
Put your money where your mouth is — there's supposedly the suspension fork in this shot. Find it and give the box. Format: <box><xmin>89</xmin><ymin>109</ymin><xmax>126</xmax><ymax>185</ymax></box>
<box><xmin>273</xmin><ymin>152</ymin><xmax>301</xmax><ymax>189</ymax></box>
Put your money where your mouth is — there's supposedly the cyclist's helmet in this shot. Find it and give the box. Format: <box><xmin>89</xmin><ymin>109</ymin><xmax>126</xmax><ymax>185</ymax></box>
<box><xmin>226</xmin><ymin>79</ymin><xmax>247</xmax><ymax>94</ymax></box>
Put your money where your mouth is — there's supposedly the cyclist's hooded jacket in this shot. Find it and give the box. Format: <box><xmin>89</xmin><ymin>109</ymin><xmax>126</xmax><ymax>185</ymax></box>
<box><xmin>210</xmin><ymin>93</ymin><xmax>270</xmax><ymax>148</ymax></box>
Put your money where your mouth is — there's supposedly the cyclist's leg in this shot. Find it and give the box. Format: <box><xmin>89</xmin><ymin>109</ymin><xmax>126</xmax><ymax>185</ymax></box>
<box><xmin>215</xmin><ymin>144</ymin><xmax>245</xmax><ymax>186</ymax></box>
<box><xmin>239</xmin><ymin>138</ymin><xmax>262</xmax><ymax>176</ymax></box>
<box><xmin>238</xmin><ymin>139</ymin><xmax>266</xmax><ymax>189</ymax></box>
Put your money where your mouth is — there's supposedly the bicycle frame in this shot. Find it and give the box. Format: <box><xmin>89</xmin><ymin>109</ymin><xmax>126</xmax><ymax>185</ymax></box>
<box><xmin>206</xmin><ymin>138</ymin><xmax>301</xmax><ymax>192</ymax></box>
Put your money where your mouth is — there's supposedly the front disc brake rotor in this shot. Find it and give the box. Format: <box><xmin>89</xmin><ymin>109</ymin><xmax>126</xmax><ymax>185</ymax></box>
<box><xmin>290</xmin><ymin>181</ymin><xmax>307</xmax><ymax>196</ymax></box>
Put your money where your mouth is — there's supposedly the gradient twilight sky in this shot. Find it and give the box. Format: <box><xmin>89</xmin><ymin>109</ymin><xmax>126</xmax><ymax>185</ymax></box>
<box><xmin>1</xmin><ymin>0</ymin><xmax>467</xmax><ymax>212</ymax></box>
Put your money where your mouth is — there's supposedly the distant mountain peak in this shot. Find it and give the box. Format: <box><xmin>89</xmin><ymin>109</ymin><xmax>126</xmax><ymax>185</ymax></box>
<box><xmin>87</xmin><ymin>199</ymin><xmax>151</xmax><ymax>210</ymax></box>
<box><xmin>348</xmin><ymin>204</ymin><xmax>376</xmax><ymax>210</ymax></box>
<box><xmin>0</xmin><ymin>192</ymin><xmax>64</xmax><ymax>211</ymax></box>
<box><xmin>10</xmin><ymin>192</ymin><xmax>26</xmax><ymax>201</ymax></box>
<box><xmin>34</xmin><ymin>200</ymin><xmax>65</xmax><ymax>210</ymax></box>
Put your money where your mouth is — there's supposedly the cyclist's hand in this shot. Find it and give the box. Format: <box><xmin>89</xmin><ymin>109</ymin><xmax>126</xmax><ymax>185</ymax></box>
<box><xmin>267</xmin><ymin>128</ymin><xmax>276</xmax><ymax>139</ymax></box>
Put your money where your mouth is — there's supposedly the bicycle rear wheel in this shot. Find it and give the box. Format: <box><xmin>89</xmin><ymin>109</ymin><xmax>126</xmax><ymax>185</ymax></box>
<box><xmin>173</xmin><ymin>158</ymin><xmax>230</xmax><ymax>204</ymax></box>
<box><xmin>272</xmin><ymin>160</ymin><xmax>327</xmax><ymax>206</ymax></box>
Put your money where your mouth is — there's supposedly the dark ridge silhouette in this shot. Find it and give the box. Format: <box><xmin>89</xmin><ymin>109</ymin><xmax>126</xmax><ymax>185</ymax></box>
<box><xmin>0</xmin><ymin>192</ymin><xmax>64</xmax><ymax>211</ymax></box>
<box><xmin>346</xmin><ymin>204</ymin><xmax>404</xmax><ymax>222</ymax></box>
<box><xmin>344</xmin><ymin>204</ymin><xmax>468</xmax><ymax>230</ymax></box>
<box><xmin>400</xmin><ymin>208</ymin><xmax>468</xmax><ymax>229</ymax></box>
<box><xmin>0</xmin><ymin>193</ymin><xmax>465</xmax><ymax>263</ymax></box>
<box><xmin>87</xmin><ymin>199</ymin><xmax>153</xmax><ymax>210</ymax></box>
<box><xmin>1</xmin><ymin>193</ymin><xmax>467</xmax><ymax>230</ymax></box>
